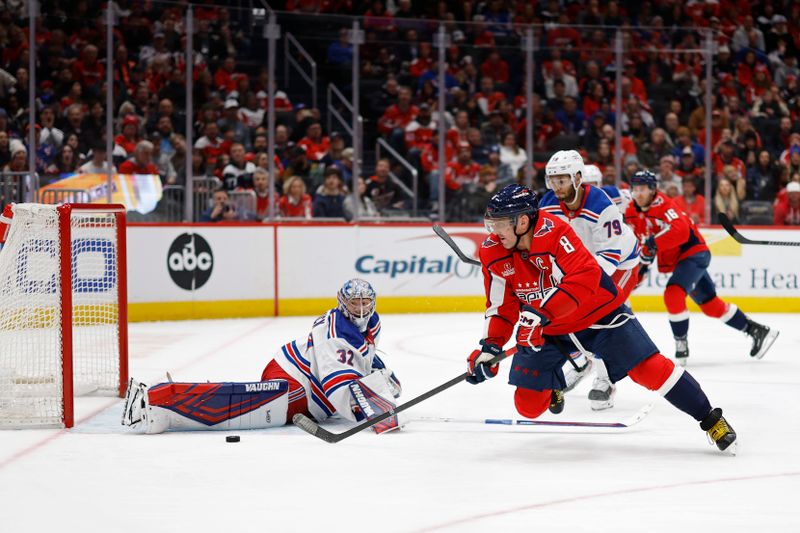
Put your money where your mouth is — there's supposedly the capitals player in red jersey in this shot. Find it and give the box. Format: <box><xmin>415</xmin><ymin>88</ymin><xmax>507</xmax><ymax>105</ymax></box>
<box><xmin>624</xmin><ymin>170</ymin><xmax>778</xmax><ymax>365</ymax></box>
<box><xmin>467</xmin><ymin>184</ymin><xmax>738</xmax><ymax>452</ymax></box>
<box><xmin>122</xmin><ymin>279</ymin><xmax>402</xmax><ymax>435</ymax></box>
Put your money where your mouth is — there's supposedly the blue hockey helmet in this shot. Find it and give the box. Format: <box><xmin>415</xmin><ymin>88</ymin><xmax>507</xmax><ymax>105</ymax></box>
<box><xmin>337</xmin><ymin>278</ymin><xmax>376</xmax><ymax>332</ymax></box>
<box><xmin>630</xmin><ymin>170</ymin><xmax>657</xmax><ymax>189</ymax></box>
<box><xmin>485</xmin><ymin>184</ymin><xmax>539</xmax><ymax>220</ymax></box>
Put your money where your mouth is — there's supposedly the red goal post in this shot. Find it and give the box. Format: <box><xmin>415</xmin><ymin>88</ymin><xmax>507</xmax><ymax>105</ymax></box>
<box><xmin>0</xmin><ymin>203</ymin><xmax>128</xmax><ymax>428</ymax></box>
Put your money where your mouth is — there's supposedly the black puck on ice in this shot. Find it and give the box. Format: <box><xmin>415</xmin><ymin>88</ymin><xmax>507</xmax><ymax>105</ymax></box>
<box><xmin>226</xmin><ymin>435</ymin><xmax>240</xmax><ymax>443</ymax></box>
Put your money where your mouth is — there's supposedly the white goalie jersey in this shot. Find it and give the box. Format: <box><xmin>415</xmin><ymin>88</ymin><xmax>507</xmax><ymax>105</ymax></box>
<box><xmin>539</xmin><ymin>183</ymin><xmax>640</xmax><ymax>275</ymax></box>
<box><xmin>274</xmin><ymin>309</ymin><xmax>395</xmax><ymax>422</ymax></box>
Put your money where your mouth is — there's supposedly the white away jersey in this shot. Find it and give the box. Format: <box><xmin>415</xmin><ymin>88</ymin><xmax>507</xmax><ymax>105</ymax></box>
<box><xmin>274</xmin><ymin>309</ymin><xmax>383</xmax><ymax>422</ymax></box>
<box><xmin>539</xmin><ymin>184</ymin><xmax>639</xmax><ymax>274</ymax></box>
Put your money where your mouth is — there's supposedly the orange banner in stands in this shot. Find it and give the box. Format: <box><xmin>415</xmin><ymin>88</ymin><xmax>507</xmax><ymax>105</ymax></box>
<box><xmin>39</xmin><ymin>173</ymin><xmax>163</xmax><ymax>214</ymax></box>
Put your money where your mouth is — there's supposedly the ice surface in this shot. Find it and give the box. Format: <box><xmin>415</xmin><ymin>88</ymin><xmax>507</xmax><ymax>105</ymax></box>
<box><xmin>1</xmin><ymin>312</ymin><xmax>799</xmax><ymax>532</ymax></box>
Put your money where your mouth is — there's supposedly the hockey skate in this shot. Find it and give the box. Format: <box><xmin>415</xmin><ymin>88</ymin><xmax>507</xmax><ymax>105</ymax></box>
<box><xmin>549</xmin><ymin>389</ymin><xmax>565</xmax><ymax>414</ymax></box>
<box><xmin>588</xmin><ymin>376</ymin><xmax>616</xmax><ymax>411</ymax></box>
<box><xmin>745</xmin><ymin>319</ymin><xmax>779</xmax><ymax>359</ymax></box>
<box><xmin>674</xmin><ymin>335</ymin><xmax>689</xmax><ymax>366</ymax></box>
<box><xmin>562</xmin><ymin>356</ymin><xmax>593</xmax><ymax>393</ymax></box>
<box><xmin>700</xmin><ymin>407</ymin><xmax>737</xmax><ymax>454</ymax></box>
<box><xmin>121</xmin><ymin>379</ymin><xmax>169</xmax><ymax>434</ymax></box>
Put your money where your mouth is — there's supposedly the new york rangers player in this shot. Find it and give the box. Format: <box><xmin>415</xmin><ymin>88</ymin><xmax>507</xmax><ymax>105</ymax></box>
<box><xmin>539</xmin><ymin>152</ymin><xmax>640</xmax><ymax>410</ymax></box>
<box><xmin>122</xmin><ymin>279</ymin><xmax>403</xmax><ymax>434</ymax></box>
<box><xmin>581</xmin><ymin>164</ymin><xmax>632</xmax><ymax>213</ymax></box>
<box><xmin>624</xmin><ymin>170</ymin><xmax>778</xmax><ymax>365</ymax></box>
<box><xmin>467</xmin><ymin>184</ymin><xmax>738</xmax><ymax>453</ymax></box>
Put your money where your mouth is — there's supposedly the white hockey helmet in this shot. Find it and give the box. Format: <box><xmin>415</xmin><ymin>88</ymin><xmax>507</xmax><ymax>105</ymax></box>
<box><xmin>337</xmin><ymin>278</ymin><xmax>376</xmax><ymax>332</ymax></box>
<box><xmin>544</xmin><ymin>149</ymin><xmax>585</xmax><ymax>189</ymax></box>
<box><xmin>582</xmin><ymin>164</ymin><xmax>603</xmax><ymax>185</ymax></box>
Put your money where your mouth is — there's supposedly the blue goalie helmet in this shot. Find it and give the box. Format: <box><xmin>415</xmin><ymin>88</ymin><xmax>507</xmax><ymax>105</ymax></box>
<box><xmin>337</xmin><ymin>278</ymin><xmax>376</xmax><ymax>332</ymax></box>
<box><xmin>485</xmin><ymin>184</ymin><xmax>539</xmax><ymax>220</ymax></box>
<box><xmin>630</xmin><ymin>170</ymin><xmax>657</xmax><ymax>189</ymax></box>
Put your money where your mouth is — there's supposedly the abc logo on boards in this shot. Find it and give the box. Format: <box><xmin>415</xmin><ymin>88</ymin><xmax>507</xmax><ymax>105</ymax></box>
<box><xmin>167</xmin><ymin>233</ymin><xmax>213</xmax><ymax>290</ymax></box>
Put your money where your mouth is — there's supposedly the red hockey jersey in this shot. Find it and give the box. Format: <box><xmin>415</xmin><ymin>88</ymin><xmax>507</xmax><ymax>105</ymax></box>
<box><xmin>624</xmin><ymin>191</ymin><xmax>709</xmax><ymax>273</ymax></box>
<box><xmin>479</xmin><ymin>212</ymin><xmax>625</xmax><ymax>343</ymax></box>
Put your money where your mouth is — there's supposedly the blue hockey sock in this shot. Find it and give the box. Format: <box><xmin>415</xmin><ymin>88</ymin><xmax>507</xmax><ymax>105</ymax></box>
<box><xmin>724</xmin><ymin>307</ymin><xmax>748</xmax><ymax>331</ymax></box>
<box><xmin>661</xmin><ymin>370</ymin><xmax>712</xmax><ymax>421</ymax></box>
<box><xmin>668</xmin><ymin>316</ymin><xmax>689</xmax><ymax>338</ymax></box>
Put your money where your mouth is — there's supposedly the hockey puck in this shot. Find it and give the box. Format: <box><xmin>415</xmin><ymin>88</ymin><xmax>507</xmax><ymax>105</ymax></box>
<box><xmin>226</xmin><ymin>435</ymin><xmax>240</xmax><ymax>443</ymax></box>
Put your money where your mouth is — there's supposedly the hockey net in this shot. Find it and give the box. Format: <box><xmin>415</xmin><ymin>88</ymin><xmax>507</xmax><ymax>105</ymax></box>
<box><xmin>0</xmin><ymin>203</ymin><xmax>128</xmax><ymax>428</ymax></box>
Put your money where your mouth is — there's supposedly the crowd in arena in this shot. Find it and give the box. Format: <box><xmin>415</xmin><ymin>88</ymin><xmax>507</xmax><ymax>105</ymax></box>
<box><xmin>0</xmin><ymin>1</ymin><xmax>798</xmax><ymax>224</ymax></box>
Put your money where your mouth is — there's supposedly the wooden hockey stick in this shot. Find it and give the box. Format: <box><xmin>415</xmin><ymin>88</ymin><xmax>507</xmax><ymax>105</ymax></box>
<box><xmin>719</xmin><ymin>213</ymin><xmax>800</xmax><ymax>246</ymax></box>
<box><xmin>292</xmin><ymin>351</ymin><xmax>511</xmax><ymax>443</ymax></box>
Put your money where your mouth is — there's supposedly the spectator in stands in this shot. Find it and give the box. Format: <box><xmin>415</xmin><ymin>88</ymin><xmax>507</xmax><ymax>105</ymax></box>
<box><xmin>63</xmin><ymin>104</ymin><xmax>88</xmax><ymax>155</ymax></box>
<box><xmin>344</xmin><ymin>177</ymin><xmax>379</xmax><ymax>221</ymax></box>
<box><xmin>194</xmin><ymin>121</ymin><xmax>231</xmax><ymax>169</ymax></box>
<box><xmin>466</xmin><ymin>127</ymin><xmax>490</xmax><ymax>165</ymax></box>
<box><xmin>498</xmin><ymin>132</ymin><xmax>527</xmax><ymax>179</ymax></box>
<box><xmin>119</xmin><ymin>140</ymin><xmax>159</xmax><ymax>175</ymax></box>
<box><xmin>4</xmin><ymin>141</ymin><xmax>27</xmax><ymax>174</ymax></box>
<box><xmin>714</xmin><ymin>177</ymin><xmax>741</xmax><ymax>224</ymax></box>
<box><xmin>72</xmin><ymin>44</ymin><xmax>104</xmax><ymax>98</ymax></box>
<box><xmin>674</xmin><ymin>176</ymin><xmax>705</xmax><ymax>224</ymax></box>
<box><xmin>480</xmin><ymin>110</ymin><xmax>512</xmax><ymax>147</ymax></box>
<box><xmin>218</xmin><ymin>99</ymin><xmax>250</xmax><ymax>150</ymax></box>
<box><xmin>656</xmin><ymin>155</ymin><xmax>682</xmax><ymax>195</ymax></box>
<box><xmin>480</xmin><ymin>50</ymin><xmax>509</xmax><ymax>86</ymax></box>
<box><xmin>279</xmin><ymin>176</ymin><xmax>312</xmax><ymax>219</ymax></box>
<box><xmin>79</xmin><ymin>142</ymin><xmax>115</xmax><ymax>174</ymax></box>
<box><xmin>313</xmin><ymin>167</ymin><xmax>346</xmax><ymax>219</ymax></box>
<box><xmin>252</xmin><ymin>168</ymin><xmax>278</xmax><ymax>220</ymax></box>
<box><xmin>675</xmin><ymin>147</ymin><xmax>703</xmax><ymax>181</ymax></box>
<box><xmin>484</xmin><ymin>145</ymin><xmax>513</xmax><ymax>185</ymax></box>
<box><xmin>297</xmin><ymin>121</ymin><xmax>330</xmax><ymax>163</ymax></box>
<box><xmin>714</xmin><ymin>140</ymin><xmax>746</xmax><ymax>180</ymax></box>
<box><xmin>773</xmin><ymin>181</ymin><xmax>800</xmax><ymax>225</ymax></box>
<box><xmin>222</xmin><ymin>143</ymin><xmax>256</xmax><ymax>190</ymax></box>
<box><xmin>378</xmin><ymin>86</ymin><xmax>418</xmax><ymax>153</ymax></box>
<box><xmin>115</xmin><ymin>114</ymin><xmax>141</xmax><ymax>158</ymax></box>
<box><xmin>672</xmin><ymin>126</ymin><xmax>705</xmax><ymax>162</ymax></box>
<box><xmin>555</xmin><ymin>96</ymin><xmax>586</xmax><ymax>136</ymax></box>
<box><xmin>746</xmin><ymin>149</ymin><xmax>780</xmax><ymax>201</ymax></box>
<box><xmin>201</xmin><ymin>187</ymin><xmax>240</xmax><ymax>222</ymax></box>
<box><xmin>327</xmin><ymin>27</ymin><xmax>354</xmax><ymax>67</ymax></box>
<box><xmin>39</xmin><ymin>106</ymin><xmax>63</xmax><ymax>150</ymax></box>
<box><xmin>0</xmin><ymin>130</ymin><xmax>11</xmax><ymax>169</ymax></box>
<box><xmin>639</xmin><ymin>128</ymin><xmax>674</xmax><ymax>170</ymax></box>
<box><xmin>46</xmin><ymin>144</ymin><xmax>78</xmax><ymax>177</ymax></box>
<box><xmin>334</xmin><ymin>147</ymin><xmax>354</xmax><ymax>186</ymax></box>
<box><xmin>544</xmin><ymin>60</ymin><xmax>578</xmax><ymax>100</ymax></box>
<box><xmin>721</xmin><ymin>165</ymin><xmax>747</xmax><ymax>202</ymax></box>
<box><xmin>367</xmin><ymin>158</ymin><xmax>403</xmax><ymax>212</ymax></box>
<box><xmin>732</xmin><ymin>15</ymin><xmax>764</xmax><ymax>53</ymax></box>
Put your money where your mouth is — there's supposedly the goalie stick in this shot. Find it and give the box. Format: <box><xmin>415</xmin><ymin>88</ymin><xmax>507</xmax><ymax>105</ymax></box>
<box><xmin>292</xmin><ymin>351</ymin><xmax>511</xmax><ymax>443</ymax></box>
<box><xmin>719</xmin><ymin>213</ymin><xmax>800</xmax><ymax>246</ymax></box>
<box><xmin>414</xmin><ymin>402</ymin><xmax>654</xmax><ymax>430</ymax></box>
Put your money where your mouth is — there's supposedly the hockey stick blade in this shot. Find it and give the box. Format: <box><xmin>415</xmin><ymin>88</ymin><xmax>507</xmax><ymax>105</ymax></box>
<box><xmin>719</xmin><ymin>213</ymin><xmax>800</xmax><ymax>246</ymax></box>
<box><xmin>432</xmin><ymin>224</ymin><xmax>482</xmax><ymax>266</ymax></box>
<box><xmin>415</xmin><ymin>402</ymin><xmax>653</xmax><ymax>429</ymax></box>
<box><xmin>292</xmin><ymin>351</ymin><xmax>511</xmax><ymax>443</ymax></box>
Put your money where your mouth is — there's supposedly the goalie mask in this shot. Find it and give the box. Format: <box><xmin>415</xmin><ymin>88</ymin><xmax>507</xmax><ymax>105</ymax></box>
<box><xmin>338</xmin><ymin>278</ymin><xmax>377</xmax><ymax>332</ymax></box>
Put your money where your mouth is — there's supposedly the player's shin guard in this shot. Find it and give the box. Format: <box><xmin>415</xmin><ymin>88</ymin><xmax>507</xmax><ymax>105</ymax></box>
<box><xmin>699</xmin><ymin>298</ymin><xmax>748</xmax><ymax>331</ymax></box>
<box><xmin>628</xmin><ymin>354</ymin><xmax>712</xmax><ymax>421</ymax></box>
<box><xmin>514</xmin><ymin>387</ymin><xmax>552</xmax><ymax>419</ymax></box>
<box><xmin>127</xmin><ymin>380</ymin><xmax>290</xmax><ymax>434</ymax></box>
<box><xmin>665</xmin><ymin>285</ymin><xmax>690</xmax><ymax>338</ymax></box>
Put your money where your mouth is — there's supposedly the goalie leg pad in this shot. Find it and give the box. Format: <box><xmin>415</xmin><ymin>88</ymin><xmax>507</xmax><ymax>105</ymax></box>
<box><xmin>142</xmin><ymin>380</ymin><xmax>289</xmax><ymax>433</ymax></box>
<box><xmin>348</xmin><ymin>372</ymin><xmax>402</xmax><ymax>434</ymax></box>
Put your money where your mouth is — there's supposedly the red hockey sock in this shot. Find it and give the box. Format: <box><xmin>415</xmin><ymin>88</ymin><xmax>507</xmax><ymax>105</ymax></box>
<box><xmin>514</xmin><ymin>387</ymin><xmax>552</xmax><ymax>419</ymax></box>
<box><xmin>628</xmin><ymin>354</ymin><xmax>677</xmax><ymax>391</ymax></box>
<box><xmin>699</xmin><ymin>297</ymin><xmax>727</xmax><ymax>318</ymax></box>
<box><xmin>663</xmin><ymin>284</ymin><xmax>688</xmax><ymax>315</ymax></box>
